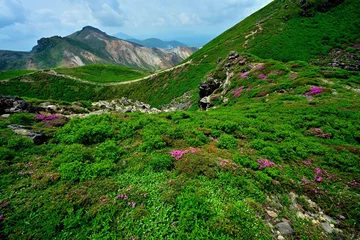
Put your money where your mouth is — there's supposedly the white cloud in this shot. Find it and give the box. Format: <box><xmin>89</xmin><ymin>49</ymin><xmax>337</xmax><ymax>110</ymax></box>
<box><xmin>0</xmin><ymin>0</ymin><xmax>274</xmax><ymax>50</ymax></box>
<box><xmin>0</xmin><ymin>0</ymin><xmax>26</xmax><ymax>28</ymax></box>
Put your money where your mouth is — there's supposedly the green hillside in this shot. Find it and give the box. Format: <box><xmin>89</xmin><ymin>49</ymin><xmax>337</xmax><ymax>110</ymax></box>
<box><xmin>1</xmin><ymin>0</ymin><xmax>360</xmax><ymax>238</ymax></box>
<box><xmin>190</xmin><ymin>0</ymin><xmax>360</xmax><ymax>64</ymax></box>
<box><xmin>55</xmin><ymin>65</ymin><xmax>151</xmax><ymax>83</ymax></box>
<box><xmin>0</xmin><ymin>70</ymin><xmax>36</xmax><ymax>81</ymax></box>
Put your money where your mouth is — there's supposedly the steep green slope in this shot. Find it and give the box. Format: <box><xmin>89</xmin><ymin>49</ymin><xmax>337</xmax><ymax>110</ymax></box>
<box><xmin>190</xmin><ymin>0</ymin><xmax>360</xmax><ymax>64</ymax></box>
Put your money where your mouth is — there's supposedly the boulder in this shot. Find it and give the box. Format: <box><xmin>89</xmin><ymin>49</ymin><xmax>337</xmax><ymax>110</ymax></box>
<box><xmin>0</xmin><ymin>96</ymin><xmax>36</xmax><ymax>114</ymax></box>
<box><xmin>8</xmin><ymin>124</ymin><xmax>48</xmax><ymax>144</ymax></box>
<box><xmin>276</xmin><ymin>222</ymin><xmax>294</xmax><ymax>236</ymax></box>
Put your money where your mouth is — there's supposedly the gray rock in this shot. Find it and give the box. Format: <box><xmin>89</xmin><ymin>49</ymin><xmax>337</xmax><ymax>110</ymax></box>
<box><xmin>276</xmin><ymin>222</ymin><xmax>294</xmax><ymax>236</ymax></box>
<box><xmin>321</xmin><ymin>222</ymin><xmax>333</xmax><ymax>234</ymax></box>
<box><xmin>323</xmin><ymin>214</ymin><xmax>337</xmax><ymax>224</ymax></box>
<box><xmin>8</xmin><ymin>124</ymin><xmax>47</xmax><ymax>144</ymax></box>
<box><xmin>0</xmin><ymin>96</ymin><xmax>36</xmax><ymax>114</ymax></box>
<box><xmin>1</xmin><ymin>114</ymin><xmax>10</xmax><ymax>118</ymax></box>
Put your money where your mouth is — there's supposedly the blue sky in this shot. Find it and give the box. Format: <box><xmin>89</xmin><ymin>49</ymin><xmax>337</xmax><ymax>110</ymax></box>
<box><xmin>0</xmin><ymin>0</ymin><xmax>272</xmax><ymax>51</ymax></box>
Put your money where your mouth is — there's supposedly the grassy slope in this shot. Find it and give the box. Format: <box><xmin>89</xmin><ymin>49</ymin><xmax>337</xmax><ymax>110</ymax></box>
<box><xmin>0</xmin><ymin>70</ymin><xmax>359</xmax><ymax>238</ymax></box>
<box><xmin>55</xmin><ymin>65</ymin><xmax>151</xmax><ymax>83</ymax></box>
<box><xmin>189</xmin><ymin>0</ymin><xmax>360</xmax><ymax>63</ymax></box>
<box><xmin>0</xmin><ymin>70</ymin><xmax>36</xmax><ymax>81</ymax></box>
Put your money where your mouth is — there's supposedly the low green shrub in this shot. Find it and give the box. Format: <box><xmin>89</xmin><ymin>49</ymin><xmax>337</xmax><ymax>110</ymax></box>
<box><xmin>216</xmin><ymin>134</ymin><xmax>237</xmax><ymax>149</ymax></box>
<box><xmin>150</xmin><ymin>155</ymin><xmax>173</xmax><ymax>171</ymax></box>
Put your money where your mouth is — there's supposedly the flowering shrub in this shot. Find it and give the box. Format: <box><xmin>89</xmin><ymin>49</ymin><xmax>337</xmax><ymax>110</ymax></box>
<box><xmin>305</xmin><ymin>87</ymin><xmax>323</xmax><ymax>95</ymax></box>
<box><xmin>232</xmin><ymin>86</ymin><xmax>245</xmax><ymax>98</ymax></box>
<box><xmin>240</xmin><ymin>72</ymin><xmax>250</xmax><ymax>79</ymax></box>
<box><xmin>258</xmin><ymin>74</ymin><xmax>267</xmax><ymax>80</ymax></box>
<box><xmin>257</xmin><ymin>159</ymin><xmax>275</xmax><ymax>169</ymax></box>
<box><xmin>170</xmin><ymin>148</ymin><xmax>196</xmax><ymax>160</ymax></box>
<box><xmin>35</xmin><ymin>114</ymin><xmax>67</xmax><ymax>127</ymax></box>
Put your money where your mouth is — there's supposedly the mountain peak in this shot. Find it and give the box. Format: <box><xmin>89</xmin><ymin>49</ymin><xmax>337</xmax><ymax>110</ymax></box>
<box><xmin>81</xmin><ymin>26</ymin><xmax>103</xmax><ymax>33</ymax></box>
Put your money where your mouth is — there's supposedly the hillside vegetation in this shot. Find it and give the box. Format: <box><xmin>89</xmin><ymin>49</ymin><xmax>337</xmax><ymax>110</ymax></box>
<box><xmin>0</xmin><ymin>0</ymin><xmax>359</xmax><ymax>238</ymax></box>
<box><xmin>55</xmin><ymin>65</ymin><xmax>151</xmax><ymax>83</ymax></box>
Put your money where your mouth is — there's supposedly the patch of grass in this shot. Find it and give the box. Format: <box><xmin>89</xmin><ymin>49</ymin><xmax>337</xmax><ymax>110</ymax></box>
<box><xmin>0</xmin><ymin>70</ymin><xmax>36</xmax><ymax>80</ymax></box>
<box><xmin>55</xmin><ymin>64</ymin><xmax>151</xmax><ymax>83</ymax></box>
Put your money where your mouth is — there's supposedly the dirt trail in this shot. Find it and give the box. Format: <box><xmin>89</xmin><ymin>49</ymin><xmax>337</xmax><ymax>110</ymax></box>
<box><xmin>39</xmin><ymin>60</ymin><xmax>193</xmax><ymax>86</ymax></box>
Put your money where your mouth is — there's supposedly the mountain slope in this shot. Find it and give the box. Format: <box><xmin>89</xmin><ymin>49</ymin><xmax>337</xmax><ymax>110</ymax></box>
<box><xmin>128</xmin><ymin>38</ymin><xmax>187</xmax><ymax>49</ymax></box>
<box><xmin>189</xmin><ymin>0</ymin><xmax>360</xmax><ymax>68</ymax></box>
<box><xmin>0</xmin><ymin>26</ymin><xmax>197</xmax><ymax>71</ymax></box>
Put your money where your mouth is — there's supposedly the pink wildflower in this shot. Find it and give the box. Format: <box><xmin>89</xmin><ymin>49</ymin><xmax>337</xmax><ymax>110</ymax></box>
<box><xmin>241</xmin><ymin>72</ymin><xmax>250</xmax><ymax>79</ymax></box>
<box><xmin>305</xmin><ymin>160</ymin><xmax>312</xmax><ymax>165</ymax></box>
<box><xmin>258</xmin><ymin>159</ymin><xmax>275</xmax><ymax>169</ymax></box>
<box><xmin>259</xmin><ymin>74</ymin><xmax>267</xmax><ymax>80</ymax></box>
<box><xmin>305</xmin><ymin>87</ymin><xmax>323</xmax><ymax>96</ymax></box>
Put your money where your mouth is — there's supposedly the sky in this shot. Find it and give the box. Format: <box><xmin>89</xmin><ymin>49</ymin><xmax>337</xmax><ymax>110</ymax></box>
<box><xmin>0</xmin><ymin>0</ymin><xmax>273</xmax><ymax>51</ymax></box>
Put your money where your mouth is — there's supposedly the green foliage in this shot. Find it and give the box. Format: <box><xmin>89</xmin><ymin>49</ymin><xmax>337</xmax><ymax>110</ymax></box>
<box><xmin>0</xmin><ymin>70</ymin><xmax>36</xmax><ymax>80</ymax></box>
<box><xmin>216</xmin><ymin>134</ymin><xmax>237</xmax><ymax>149</ymax></box>
<box><xmin>149</xmin><ymin>154</ymin><xmax>173</xmax><ymax>171</ymax></box>
<box><xmin>7</xmin><ymin>135</ymin><xmax>33</xmax><ymax>150</ymax></box>
<box><xmin>9</xmin><ymin>113</ymin><xmax>35</xmax><ymax>126</ymax></box>
<box><xmin>56</xmin><ymin>64</ymin><xmax>150</xmax><ymax>83</ymax></box>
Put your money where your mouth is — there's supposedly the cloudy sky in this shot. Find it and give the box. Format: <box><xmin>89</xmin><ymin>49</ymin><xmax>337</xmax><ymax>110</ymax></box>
<box><xmin>0</xmin><ymin>0</ymin><xmax>272</xmax><ymax>51</ymax></box>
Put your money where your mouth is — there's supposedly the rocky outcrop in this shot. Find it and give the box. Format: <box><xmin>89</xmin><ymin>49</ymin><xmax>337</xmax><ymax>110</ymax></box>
<box><xmin>0</xmin><ymin>96</ymin><xmax>36</xmax><ymax>114</ymax></box>
<box><xmin>8</xmin><ymin>125</ymin><xmax>47</xmax><ymax>144</ymax></box>
<box><xmin>161</xmin><ymin>91</ymin><xmax>194</xmax><ymax>112</ymax></box>
<box><xmin>91</xmin><ymin>98</ymin><xmax>161</xmax><ymax>114</ymax></box>
<box><xmin>198</xmin><ymin>51</ymin><xmax>247</xmax><ymax>110</ymax></box>
<box><xmin>198</xmin><ymin>79</ymin><xmax>222</xmax><ymax>110</ymax></box>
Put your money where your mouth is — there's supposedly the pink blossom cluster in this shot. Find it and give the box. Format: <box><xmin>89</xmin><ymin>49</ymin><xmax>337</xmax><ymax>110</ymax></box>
<box><xmin>305</xmin><ymin>160</ymin><xmax>312</xmax><ymax>165</ymax></box>
<box><xmin>170</xmin><ymin>148</ymin><xmax>196</xmax><ymax>160</ymax></box>
<box><xmin>219</xmin><ymin>158</ymin><xmax>237</xmax><ymax>170</ymax></box>
<box><xmin>314</xmin><ymin>167</ymin><xmax>327</xmax><ymax>183</ymax></box>
<box><xmin>240</xmin><ymin>72</ymin><xmax>250</xmax><ymax>79</ymax></box>
<box><xmin>347</xmin><ymin>180</ymin><xmax>358</xmax><ymax>186</ymax></box>
<box><xmin>258</xmin><ymin>159</ymin><xmax>275</xmax><ymax>169</ymax></box>
<box><xmin>232</xmin><ymin>86</ymin><xmax>245</xmax><ymax>98</ymax></box>
<box><xmin>289</xmin><ymin>74</ymin><xmax>297</xmax><ymax>79</ymax></box>
<box><xmin>305</xmin><ymin>87</ymin><xmax>323</xmax><ymax>96</ymax></box>
<box><xmin>258</xmin><ymin>74</ymin><xmax>267</xmax><ymax>80</ymax></box>
<box><xmin>255</xmin><ymin>65</ymin><xmax>264</xmax><ymax>70</ymax></box>
<box><xmin>115</xmin><ymin>193</ymin><xmax>129</xmax><ymax>201</ymax></box>
<box><xmin>127</xmin><ymin>202</ymin><xmax>137</xmax><ymax>208</ymax></box>
<box><xmin>35</xmin><ymin>115</ymin><xmax>58</xmax><ymax>121</ymax></box>
<box><xmin>312</xmin><ymin>128</ymin><xmax>331</xmax><ymax>139</ymax></box>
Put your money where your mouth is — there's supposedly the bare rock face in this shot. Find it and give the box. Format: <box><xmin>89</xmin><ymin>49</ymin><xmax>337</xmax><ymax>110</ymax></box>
<box><xmin>199</xmin><ymin>80</ymin><xmax>221</xmax><ymax>110</ymax></box>
<box><xmin>0</xmin><ymin>96</ymin><xmax>36</xmax><ymax>114</ymax></box>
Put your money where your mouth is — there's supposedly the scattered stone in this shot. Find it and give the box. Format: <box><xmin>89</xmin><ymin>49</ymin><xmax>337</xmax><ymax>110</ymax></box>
<box><xmin>276</xmin><ymin>222</ymin><xmax>294</xmax><ymax>236</ymax></box>
<box><xmin>266</xmin><ymin>210</ymin><xmax>278</xmax><ymax>218</ymax></box>
<box><xmin>296</xmin><ymin>212</ymin><xmax>306</xmax><ymax>219</ymax></box>
<box><xmin>312</xmin><ymin>219</ymin><xmax>319</xmax><ymax>225</ymax></box>
<box><xmin>323</xmin><ymin>214</ymin><xmax>337</xmax><ymax>224</ymax></box>
<box><xmin>1</xmin><ymin>114</ymin><xmax>10</xmax><ymax>118</ymax></box>
<box><xmin>7</xmin><ymin>125</ymin><xmax>48</xmax><ymax>144</ymax></box>
<box><xmin>277</xmin><ymin>236</ymin><xmax>285</xmax><ymax>240</ymax></box>
<box><xmin>307</xmin><ymin>199</ymin><xmax>318</xmax><ymax>209</ymax></box>
<box><xmin>321</xmin><ymin>222</ymin><xmax>333</xmax><ymax>234</ymax></box>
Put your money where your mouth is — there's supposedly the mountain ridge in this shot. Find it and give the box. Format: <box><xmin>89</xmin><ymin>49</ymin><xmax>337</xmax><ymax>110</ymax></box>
<box><xmin>0</xmin><ymin>26</ymin><xmax>197</xmax><ymax>71</ymax></box>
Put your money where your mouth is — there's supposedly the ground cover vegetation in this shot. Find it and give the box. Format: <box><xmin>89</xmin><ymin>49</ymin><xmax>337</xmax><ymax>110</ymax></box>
<box><xmin>0</xmin><ymin>0</ymin><xmax>359</xmax><ymax>238</ymax></box>
<box><xmin>55</xmin><ymin>64</ymin><xmax>151</xmax><ymax>83</ymax></box>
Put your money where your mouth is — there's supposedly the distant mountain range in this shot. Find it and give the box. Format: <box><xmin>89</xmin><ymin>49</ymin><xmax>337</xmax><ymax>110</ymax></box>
<box><xmin>127</xmin><ymin>38</ymin><xmax>187</xmax><ymax>49</ymax></box>
<box><xmin>0</xmin><ymin>26</ymin><xmax>197</xmax><ymax>71</ymax></box>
